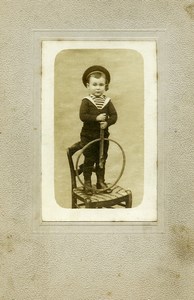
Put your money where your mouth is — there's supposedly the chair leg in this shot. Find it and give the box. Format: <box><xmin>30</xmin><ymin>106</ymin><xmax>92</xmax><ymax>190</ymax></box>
<box><xmin>126</xmin><ymin>198</ymin><xmax>130</xmax><ymax>208</ymax></box>
<box><xmin>85</xmin><ymin>197</ymin><xmax>92</xmax><ymax>208</ymax></box>
<box><xmin>126</xmin><ymin>191</ymin><xmax>132</xmax><ymax>208</ymax></box>
<box><xmin>72</xmin><ymin>195</ymin><xmax>77</xmax><ymax>208</ymax></box>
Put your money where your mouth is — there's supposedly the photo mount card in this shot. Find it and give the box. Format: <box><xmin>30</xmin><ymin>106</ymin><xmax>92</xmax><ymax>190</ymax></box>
<box><xmin>33</xmin><ymin>30</ymin><xmax>166</xmax><ymax>232</ymax></box>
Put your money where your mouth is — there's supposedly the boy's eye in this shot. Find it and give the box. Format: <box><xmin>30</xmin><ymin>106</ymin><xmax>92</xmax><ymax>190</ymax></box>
<box><xmin>91</xmin><ymin>82</ymin><xmax>105</xmax><ymax>87</ymax></box>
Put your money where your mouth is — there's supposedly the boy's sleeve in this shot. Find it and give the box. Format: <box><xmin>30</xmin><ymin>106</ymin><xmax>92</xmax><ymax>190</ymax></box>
<box><xmin>79</xmin><ymin>98</ymin><xmax>98</xmax><ymax>122</ymax></box>
<box><xmin>107</xmin><ymin>101</ymin><xmax>118</xmax><ymax>126</ymax></box>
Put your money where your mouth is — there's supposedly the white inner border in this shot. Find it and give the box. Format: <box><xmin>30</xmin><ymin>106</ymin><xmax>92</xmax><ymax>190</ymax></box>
<box><xmin>42</xmin><ymin>40</ymin><xmax>157</xmax><ymax>222</ymax></box>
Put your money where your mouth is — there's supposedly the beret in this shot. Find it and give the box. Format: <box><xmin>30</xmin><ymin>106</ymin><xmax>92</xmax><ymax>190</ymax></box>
<box><xmin>82</xmin><ymin>65</ymin><xmax>111</xmax><ymax>87</ymax></box>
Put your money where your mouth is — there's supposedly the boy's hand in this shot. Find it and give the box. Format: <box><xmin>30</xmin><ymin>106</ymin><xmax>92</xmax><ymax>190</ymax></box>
<box><xmin>96</xmin><ymin>113</ymin><xmax>106</xmax><ymax>121</ymax></box>
<box><xmin>100</xmin><ymin>121</ymin><xmax>108</xmax><ymax>129</ymax></box>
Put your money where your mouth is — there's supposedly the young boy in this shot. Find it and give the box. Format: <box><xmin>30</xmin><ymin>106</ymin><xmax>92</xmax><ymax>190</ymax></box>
<box><xmin>80</xmin><ymin>65</ymin><xmax>117</xmax><ymax>195</ymax></box>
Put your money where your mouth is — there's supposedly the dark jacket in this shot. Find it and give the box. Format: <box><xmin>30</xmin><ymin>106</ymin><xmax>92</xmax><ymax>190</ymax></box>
<box><xmin>79</xmin><ymin>96</ymin><xmax>117</xmax><ymax>139</ymax></box>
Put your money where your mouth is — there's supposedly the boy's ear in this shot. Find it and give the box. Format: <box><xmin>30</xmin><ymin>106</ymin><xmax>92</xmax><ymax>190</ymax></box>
<box><xmin>86</xmin><ymin>82</ymin><xmax>89</xmax><ymax>88</ymax></box>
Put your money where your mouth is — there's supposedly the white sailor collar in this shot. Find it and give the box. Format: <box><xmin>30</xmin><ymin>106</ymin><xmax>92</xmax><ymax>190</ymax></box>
<box><xmin>84</xmin><ymin>94</ymin><xmax>111</xmax><ymax>109</ymax></box>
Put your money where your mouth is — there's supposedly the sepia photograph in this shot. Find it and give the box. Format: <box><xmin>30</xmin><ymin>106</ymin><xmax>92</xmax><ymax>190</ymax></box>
<box><xmin>41</xmin><ymin>40</ymin><xmax>157</xmax><ymax>221</ymax></box>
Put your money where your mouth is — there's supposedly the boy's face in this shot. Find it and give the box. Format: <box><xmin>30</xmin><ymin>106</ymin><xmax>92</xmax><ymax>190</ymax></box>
<box><xmin>87</xmin><ymin>75</ymin><xmax>106</xmax><ymax>97</ymax></box>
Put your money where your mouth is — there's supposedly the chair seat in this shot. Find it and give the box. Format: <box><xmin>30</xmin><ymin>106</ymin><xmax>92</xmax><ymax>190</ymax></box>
<box><xmin>73</xmin><ymin>185</ymin><xmax>132</xmax><ymax>208</ymax></box>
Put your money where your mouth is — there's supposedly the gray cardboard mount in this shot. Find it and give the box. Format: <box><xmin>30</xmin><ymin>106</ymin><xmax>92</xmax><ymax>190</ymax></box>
<box><xmin>1</xmin><ymin>1</ymin><xmax>194</xmax><ymax>299</ymax></box>
<box><xmin>36</xmin><ymin>31</ymin><xmax>162</xmax><ymax>228</ymax></box>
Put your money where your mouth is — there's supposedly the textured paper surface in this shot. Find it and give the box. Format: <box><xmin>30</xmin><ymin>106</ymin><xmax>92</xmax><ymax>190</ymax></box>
<box><xmin>1</xmin><ymin>1</ymin><xmax>194</xmax><ymax>299</ymax></box>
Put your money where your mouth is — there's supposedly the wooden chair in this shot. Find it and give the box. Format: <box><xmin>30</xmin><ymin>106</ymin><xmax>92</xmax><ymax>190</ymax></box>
<box><xmin>67</xmin><ymin>142</ymin><xmax>132</xmax><ymax>209</ymax></box>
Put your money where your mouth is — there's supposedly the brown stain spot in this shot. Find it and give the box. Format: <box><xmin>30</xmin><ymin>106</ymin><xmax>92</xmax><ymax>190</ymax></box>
<box><xmin>156</xmin><ymin>72</ymin><xmax>159</xmax><ymax>81</ymax></box>
<box><xmin>185</xmin><ymin>4</ymin><xmax>194</xmax><ymax>19</ymax></box>
<box><xmin>107</xmin><ymin>291</ymin><xmax>112</xmax><ymax>297</ymax></box>
<box><xmin>157</xmin><ymin>267</ymin><xmax>181</xmax><ymax>280</ymax></box>
<box><xmin>0</xmin><ymin>235</ymin><xmax>14</xmax><ymax>253</ymax></box>
<box><xmin>6</xmin><ymin>234</ymin><xmax>14</xmax><ymax>252</ymax></box>
<box><xmin>171</xmin><ymin>225</ymin><xmax>194</xmax><ymax>261</ymax></box>
<box><xmin>117</xmin><ymin>273</ymin><xmax>121</xmax><ymax>277</ymax></box>
<box><xmin>33</xmin><ymin>127</ymin><xmax>37</xmax><ymax>130</ymax></box>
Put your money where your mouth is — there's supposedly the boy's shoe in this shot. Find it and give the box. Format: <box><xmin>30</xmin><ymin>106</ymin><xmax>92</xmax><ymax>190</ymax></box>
<box><xmin>84</xmin><ymin>180</ymin><xmax>93</xmax><ymax>195</ymax></box>
<box><xmin>96</xmin><ymin>182</ymin><xmax>112</xmax><ymax>193</ymax></box>
<box><xmin>96</xmin><ymin>165</ymin><xmax>112</xmax><ymax>193</ymax></box>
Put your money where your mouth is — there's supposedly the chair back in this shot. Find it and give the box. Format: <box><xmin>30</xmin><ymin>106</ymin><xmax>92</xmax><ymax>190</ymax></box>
<box><xmin>67</xmin><ymin>142</ymin><xmax>83</xmax><ymax>189</ymax></box>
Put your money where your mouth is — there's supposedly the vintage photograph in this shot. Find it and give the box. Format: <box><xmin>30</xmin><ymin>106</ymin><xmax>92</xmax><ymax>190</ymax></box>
<box><xmin>41</xmin><ymin>40</ymin><xmax>157</xmax><ymax>221</ymax></box>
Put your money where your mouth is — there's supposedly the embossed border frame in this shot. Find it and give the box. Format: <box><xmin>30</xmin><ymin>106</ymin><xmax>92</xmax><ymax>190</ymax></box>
<box><xmin>33</xmin><ymin>30</ymin><xmax>166</xmax><ymax>233</ymax></box>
